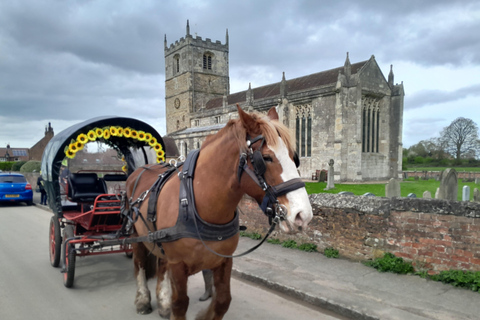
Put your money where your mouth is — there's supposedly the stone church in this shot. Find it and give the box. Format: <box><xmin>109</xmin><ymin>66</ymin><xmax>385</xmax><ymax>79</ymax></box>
<box><xmin>164</xmin><ymin>21</ymin><xmax>404</xmax><ymax>181</ymax></box>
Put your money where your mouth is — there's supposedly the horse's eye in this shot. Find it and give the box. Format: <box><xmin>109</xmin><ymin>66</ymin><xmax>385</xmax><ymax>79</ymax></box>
<box><xmin>263</xmin><ymin>155</ymin><xmax>273</xmax><ymax>163</ymax></box>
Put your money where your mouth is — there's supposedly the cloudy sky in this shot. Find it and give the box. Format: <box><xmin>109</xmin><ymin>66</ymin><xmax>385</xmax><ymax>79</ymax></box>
<box><xmin>1</xmin><ymin>0</ymin><xmax>479</xmax><ymax>150</ymax></box>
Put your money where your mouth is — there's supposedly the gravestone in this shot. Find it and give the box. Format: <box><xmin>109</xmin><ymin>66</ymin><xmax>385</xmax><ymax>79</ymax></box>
<box><xmin>438</xmin><ymin>168</ymin><xmax>458</xmax><ymax>201</ymax></box>
<box><xmin>435</xmin><ymin>187</ymin><xmax>440</xmax><ymax>199</ymax></box>
<box><xmin>324</xmin><ymin>159</ymin><xmax>335</xmax><ymax>190</ymax></box>
<box><xmin>362</xmin><ymin>192</ymin><xmax>376</xmax><ymax>197</ymax></box>
<box><xmin>476</xmin><ymin>178</ymin><xmax>480</xmax><ymax>185</ymax></box>
<box><xmin>423</xmin><ymin>191</ymin><xmax>432</xmax><ymax>199</ymax></box>
<box><xmin>339</xmin><ymin>191</ymin><xmax>355</xmax><ymax>196</ymax></box>
<box><xmin>462</xmin><ymin>186</ymin><xmax>470</xmax><ymax>201</ymax></box>
<box><xmin>319</xmin><ymin>170</ymin><xmax>327</xmax><ymax>182</ymax></box>
<box><xmin>407</xmin><ymin>193</ymin><xmax>417</xmax><ymax>198</ymax></box>
<box><xmin>385</xmin><ymin>178</ymin><xmax>401</xmax><ymax>198</ymax></box>
<box><xmin>474</xmin><ymin>188</ymin><xmax>480</xmax><ymax>202</ymax></box>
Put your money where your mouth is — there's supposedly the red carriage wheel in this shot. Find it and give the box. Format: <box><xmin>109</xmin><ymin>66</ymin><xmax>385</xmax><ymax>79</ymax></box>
<box><xmin>63</xmin><ymin>225</ymin><xmax>76</xmax><ymax>288</ymax></box>
<box><xmin>49</xmin><ymin>216</ymin><xmax>62</xmax><ymax>267</ymax></box>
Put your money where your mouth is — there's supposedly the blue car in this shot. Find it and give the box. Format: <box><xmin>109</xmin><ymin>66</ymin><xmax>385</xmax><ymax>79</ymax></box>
<box><xmin>0</xmin><ymin>172</ymin><xmax>33</xmax><ymax>205</ymax></box>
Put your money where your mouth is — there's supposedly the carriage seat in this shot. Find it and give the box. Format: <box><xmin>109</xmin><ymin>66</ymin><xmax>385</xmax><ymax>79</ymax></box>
<box><xmin>103</xmin><ymin>174</ymin><xmax>127</xmax><ymax>182</ymax></box>
<box><xmin>67</xmin><ymin>173</ymin><xmax>108</xmax><ymax>203</ymax></box>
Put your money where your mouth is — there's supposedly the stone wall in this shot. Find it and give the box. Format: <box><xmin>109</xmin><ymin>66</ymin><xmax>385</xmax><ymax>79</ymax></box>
<box><xmin>404</xmin><ymin>171</ymin><xmax>480</xmax><ymax>180</ymax></box>
<box><xmin>239</xmin><ymin>193</ymin><xmax>480</xmax><ymax>273</ymax></box>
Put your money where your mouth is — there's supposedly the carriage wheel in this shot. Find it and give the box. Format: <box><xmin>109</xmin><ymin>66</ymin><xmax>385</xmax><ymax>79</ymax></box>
<box><xmin>49</xmin><ymin>216</ymin><xmax>62</xmax><ymax>267</ymax></box>
<box><xmin>63</xmin><ymin>225</ymin><xmax>76</xmax><ymax>288</ymax></box>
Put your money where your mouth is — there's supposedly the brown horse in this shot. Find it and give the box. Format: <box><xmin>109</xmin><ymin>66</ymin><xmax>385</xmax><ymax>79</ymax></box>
<box><xmin>125</xmin><ymin>105</ymin><xmax>313</xmax><ymax>319</ymax></box>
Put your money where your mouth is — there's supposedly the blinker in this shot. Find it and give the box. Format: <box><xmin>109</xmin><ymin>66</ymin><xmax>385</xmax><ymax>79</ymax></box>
<box><xmin>294</xmin><ymin>152</ymin><xmax>300</xmax><ymax>168</ymax></box>
<box><xmin>252</xmin><ymin>150</ymin><xmax>266</xmax><ymax>176</ymax></box>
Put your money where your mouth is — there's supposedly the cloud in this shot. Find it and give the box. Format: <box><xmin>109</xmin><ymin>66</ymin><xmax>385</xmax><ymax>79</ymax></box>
<box><xmin>0</xmin><ymin>0</ymin><xmax>479</xmax><ymax>150</ymax></box>
<box><xmin>406</xmin><ymin>84</ymin><xmax>480</xmax><ymax>109</ymax></box>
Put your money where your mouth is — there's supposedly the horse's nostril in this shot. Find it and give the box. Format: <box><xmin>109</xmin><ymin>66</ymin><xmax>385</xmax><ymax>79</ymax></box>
<box><xmin>294</xmin><ymin>212</ymin><xmax>304</xmax><ymax>226</ymax></box>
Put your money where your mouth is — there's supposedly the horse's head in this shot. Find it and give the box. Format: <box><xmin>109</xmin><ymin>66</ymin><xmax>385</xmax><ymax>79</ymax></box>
<box><xmin>236</xmin><ymin>105</ymin><xmax>313</xmax><ymax>233</ymax></box>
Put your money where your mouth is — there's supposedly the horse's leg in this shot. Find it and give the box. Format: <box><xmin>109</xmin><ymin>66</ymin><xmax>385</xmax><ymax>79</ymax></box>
<box><xmin>199</xmin><ymin>269</ymin><xmax>213</xmax><ymax>301</ymax></box>
<box><xmin>169</xmin><ymin>262</ymin><xmax>190</xmax><ymax>320</ymax></box>
<box><xmin>156</xmin><ymin>258</ymin><xmax>172</xmax><ymax>319</ymax></box>
<box><xmin>196</xmin><ymin>258</ymin><xmax>232</xmax><ymax>320</ymax></box>
<box><xmin>133</xmin><ymin>242</ymin><xmax>155</xmax><ymax>314</ymax></box>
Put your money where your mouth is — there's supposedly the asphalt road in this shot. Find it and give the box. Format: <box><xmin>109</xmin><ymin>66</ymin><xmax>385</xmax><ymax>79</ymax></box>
<box><xmin>0</xmin><ymin>204</ymin><xmax>344</xmax><ymax>320</ymax></box>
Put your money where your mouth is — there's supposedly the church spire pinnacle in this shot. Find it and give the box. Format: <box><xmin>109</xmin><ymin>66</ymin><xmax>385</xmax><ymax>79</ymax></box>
<box><xmin>280</xmin><ymin>72</ymin><xmax>287</xmax><ymax>98</ymax></box>
<box><xmin>388</xmin><ymin>64</ymin><xmax>394</xmax><ymax>88</ymax></box>
<box><xmin>225</xmin><ymin>28</ymin><xmax>229</xmax><ymax>45</ymax></box>
<box><xmin>164</xmin><ymin>34</ymin><xmax>167</xmax><ymax>49</ymax></box>
<box><xmin>186</xmin><ymin>20</ymin><xmax>190</xmax><ymax>36</ymax></box>
<box><xmin>344</xmin><ymin>52</ymin><xmax>351</xmax><ymax>79</ymax></box>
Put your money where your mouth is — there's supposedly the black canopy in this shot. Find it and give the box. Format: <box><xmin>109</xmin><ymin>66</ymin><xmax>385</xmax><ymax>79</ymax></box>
<box><xmin>41</xmin><ymin>116</ymin><xmax>165</xmax><ymax>217</ymax></box>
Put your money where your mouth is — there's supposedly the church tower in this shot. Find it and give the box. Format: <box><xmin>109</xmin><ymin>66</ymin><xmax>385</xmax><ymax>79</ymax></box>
<box><xmin>164</xmin><ymin>21</ymin><xmax>230</xmax><ymax>134</ymax></box>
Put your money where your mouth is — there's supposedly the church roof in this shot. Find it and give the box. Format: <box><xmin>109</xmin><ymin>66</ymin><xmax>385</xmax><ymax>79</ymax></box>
<box><xmin>205</xmin><ymin>60</ymin><xmax>367</xmax><ymax>109</ymax></box>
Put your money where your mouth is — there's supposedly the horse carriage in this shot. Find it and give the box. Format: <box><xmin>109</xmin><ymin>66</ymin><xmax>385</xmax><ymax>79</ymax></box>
<box><xmin>41</xmin><ymin>116</ymin><xmax>165</xmax><ymax>288</ymax></box>
<box><xmin>42</xmin><ymin>106</ymin><xmax>313</xmax><ymax>319</ymax></box>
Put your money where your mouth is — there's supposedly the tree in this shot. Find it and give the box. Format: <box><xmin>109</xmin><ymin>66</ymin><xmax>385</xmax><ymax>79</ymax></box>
<box><xmin>439</xmin><ymin>117</ymin><xmax>480</xmax><ymax>160</ymax></box>
<box><xmin>407</xmin><ymin>138</ymin><xmax>448</xmax><ymax>159</ymax></box>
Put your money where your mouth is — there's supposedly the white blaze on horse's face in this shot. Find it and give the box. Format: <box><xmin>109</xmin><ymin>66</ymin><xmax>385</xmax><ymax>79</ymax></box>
<box><xmin>269</xmin><ymin>137</ymin><xmax>313</xmax><ymax>232</ymax></box>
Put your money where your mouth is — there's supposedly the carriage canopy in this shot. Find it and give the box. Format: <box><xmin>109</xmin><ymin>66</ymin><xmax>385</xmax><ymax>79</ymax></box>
<box><xmin>41</xmin><ymin>116</ymin><xmax>165</xmax><ymax>217</ymax></box>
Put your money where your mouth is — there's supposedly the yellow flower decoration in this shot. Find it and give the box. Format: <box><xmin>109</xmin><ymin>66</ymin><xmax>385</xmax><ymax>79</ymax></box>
<box><xmin>121</xmin><ymin>165</ymin><xmax>128</xmax><ymax>173</ymax></box>
<box><xmin>149</xmin><ymin>137</ymin><xmax>157</xmax><ymax>147</ymax></box>
<box><xmin>144</xmin><ymin>132</ymin><xmax>152</xmax><ymax>142</ymax></box>
<box><xmin>77</xmin><ymin>133</ymin><xmax>88</xmax><ymax>144</ymax></box>
<box><xmin>156</xmin><ymin>149</ymin><xmax>165</xmax><ymax>158</ymax></box>
<box><xmin>110</xmin><ymin>126</ymin><xmax>118</xmax><ymax>136</ymax></box>
<box><xmin>153</xmin><ymin>143</ymin><xmax>163</xmax><ymax>152</ymax></box>
<box><xmin>87</xmin><ymin>130</ymin><xmax>96</xmax><ymax>141</ymax></box>
<box><xmin>95</xmin><ymin>128</ymin><xmax>104</xmax><ymax>138</ymax></box>
<box><xmin>75</xmin><ymin>141</ymin><xmax>84</xmax><ymax>151</ymax></box>
<box><xmin>69</xmin><ymin>143</ymin><xmax>78</xmax><ymax>153</ymax></box>
<box><xmin>130</xmin><ymin>130</ymin><xmax>138</xmax><ymax>139</ymax></box>
<box><xmin>137</xmin><ymin>131</ymin><xmax>146</xmax><ymax>141</ymax></box>
<box><xmin>64</xmin><ymin>125</ymin><xmax>163</xmax><ymax>161</ymax></box>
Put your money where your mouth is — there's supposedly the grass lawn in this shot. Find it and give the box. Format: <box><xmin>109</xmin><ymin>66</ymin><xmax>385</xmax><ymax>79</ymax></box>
<box><xmin>405</xmin><ymin>167</ymin><xmax>480</xmax><ymax>172</ymax></box>
<box><xmin>306</xmin><ymin>178</ymin><xmax>480</xmax><ymax>201</ymax></box>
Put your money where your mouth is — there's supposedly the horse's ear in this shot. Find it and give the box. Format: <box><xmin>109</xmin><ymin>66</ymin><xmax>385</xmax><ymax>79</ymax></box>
<box><xmin>267</xmin><ymin>107</ymin><xmax>279</xmax><ymax>121</ymax></box>
<box><xmin>237</xmin><ymin>104</ymin><xmax>258</xmax><ymax>133</ymax></box>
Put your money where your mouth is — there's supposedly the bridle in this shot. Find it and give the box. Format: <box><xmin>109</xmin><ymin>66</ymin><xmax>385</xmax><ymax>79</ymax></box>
<box><xmin>237</xmin><ymin>134</ymin><xmax>306</xmax><ymax>225</ymax></box>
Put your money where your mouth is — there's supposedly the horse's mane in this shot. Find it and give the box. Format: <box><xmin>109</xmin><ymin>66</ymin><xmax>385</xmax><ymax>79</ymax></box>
<box><xmin>201</xmin><ymin>111</ymin><xmax>295</xmax><ymax>154</ymax></box>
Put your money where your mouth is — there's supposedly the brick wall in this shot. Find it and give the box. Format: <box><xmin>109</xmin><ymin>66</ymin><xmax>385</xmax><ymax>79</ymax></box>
<box><xmin>238</xmin><ymin>193</ymin><xmax>480</xmax><ymax>273</ymax></box>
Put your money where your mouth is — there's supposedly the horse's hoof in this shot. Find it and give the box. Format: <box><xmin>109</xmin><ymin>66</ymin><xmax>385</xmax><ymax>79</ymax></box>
<box><xmin>199</xmin><ymin>291</ymin><xmax>212</xmax><ymax>301</ymax></box>
<box><xmin>158</xmin><ymin>308</ymin><xmax>171</xmax><ymax>319</ymax></box>
<box><xmin>136</xmin><ymin>304</ymin><xmax>153</xmax><ymax>315</ymax></box>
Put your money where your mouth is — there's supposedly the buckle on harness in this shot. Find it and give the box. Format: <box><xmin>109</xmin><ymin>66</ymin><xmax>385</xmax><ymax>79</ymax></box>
<box><xmin>181</xmin><ymin>198</ymin><xmax>188</xmax><ymax>207</ymax></box>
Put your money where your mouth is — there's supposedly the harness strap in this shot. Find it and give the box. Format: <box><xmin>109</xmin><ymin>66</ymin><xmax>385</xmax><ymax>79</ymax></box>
<box><xmin>146</xmin><ymin>166</ymin><xmax>177</xmax><ymax>222</ymax></box>
<box><xmin>260</xmin><ymin>178</ymin><xmax>305</xmax><ymax>213</ymax></box>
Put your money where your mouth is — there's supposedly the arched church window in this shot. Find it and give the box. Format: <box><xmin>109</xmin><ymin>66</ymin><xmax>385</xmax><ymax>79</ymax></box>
<box><xmin>203</xmin><ymin>53</ymin><xmax>213</xmax><ymax>70</ymax></box>
<box><xmin>295</xmin><ymin>104</ymin><xmax>312</xmax><ymax>158</ymax></box>
<box><xmin>361</xmin><ymin>96</ymin><xmax>380</xmax><ymax>153</ymax></box>
<box><xmin>174</xmin><ymin>54</ymin><xmax>180</xmax><ymax>74</ymax></box>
